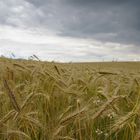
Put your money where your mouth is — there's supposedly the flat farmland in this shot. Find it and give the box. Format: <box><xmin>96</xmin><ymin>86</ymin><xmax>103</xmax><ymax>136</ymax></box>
<box><xmin>0</xmin><ymin>58</ymin><xmax>140</xmax><ymax>140</ymax></box>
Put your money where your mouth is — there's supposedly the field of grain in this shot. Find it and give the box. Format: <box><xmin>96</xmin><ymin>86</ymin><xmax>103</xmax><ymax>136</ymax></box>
<box><xmin>0</xmin><ymin>57</ymin><xmax>140</xmax><ymax>140</ymax></box>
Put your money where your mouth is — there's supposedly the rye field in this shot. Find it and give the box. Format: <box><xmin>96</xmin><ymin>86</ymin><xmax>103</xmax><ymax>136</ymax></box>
<box><xmin>0</xmin><ymin>57</ymin><xmax>140</xmax><ymax>140</ymax></box>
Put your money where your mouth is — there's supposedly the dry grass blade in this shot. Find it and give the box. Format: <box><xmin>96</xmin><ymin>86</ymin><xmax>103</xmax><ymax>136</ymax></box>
<box><xmin>13</xmin><ymin>63</ymin><xmax>30</xmax><ymax>72</ymax></box>
<box><xmin>1</xmin><ymin>130</ymin><xmax>31</xmax><ymax>140</ymax></box>
<box><xmin>14</xmin><ymin>92</ymin><xmax>34</xmax><ymax>118</ymax></box>
<box><xmin>0</xmin><ymin>110</ymin><xmax>16</xmax><ymax>127</ymax></box>
<box><xmin>51</xmin><ymin>125</ymin><xmax>65</xmax><ymax>139</ymax></box>
<box><xmin>134</xmin><ymin>78</ymin><xmax>140</xmax><ymax>86</ymax></box>
<box><xmin>3</xmin><ymin>79</ymin><xmax>20</xmax><ymax>112</ymax></box>
<box><xmin>22</xmin><ymin>115</ymin><xmax>43</xmax><ymax>129</ymax></box>
<box><xmin>60</xmin><ymin>108</ymin><xmax>87</xmax><ymax>125</ymax></box>
<box><xmin>20</xmin><ymin>92</ymin><xmax>34</xmax><ymax>111</ymax></box>
<box><xmin>92</xmin><ymin>96</ymin><xmax>124</xmax><ymax>120</ymax></box>
<box><xmin>98</xmin><ymin>71</ymin><xmax>118</xmax><ymax>75</ymax></box>
<box><xmin>57</xmin><ymin>136</ymin><xmax>76</xmax><ymax>140</ymax></box>
<box><xmin>110</xmin><ymin>111</ymin><xmax>136</xmax><ymax>134</ymax></box>
<box><xmin>54</xmin><ymin>65</ymin><xmax>61</xmax><ymax>75</ymax></box>
<box><xmin>58</xmin><ymin>106</ymin><xmax>72</xmax><ymax>122</ymax></box>
<box><xmin>33</xmin><ymin>54</ymin><xmax>40</xmax><ymax>61</ymax></box>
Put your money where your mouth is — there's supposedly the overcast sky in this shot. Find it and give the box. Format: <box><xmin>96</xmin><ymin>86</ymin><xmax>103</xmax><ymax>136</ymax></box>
<box><xmin>0</xmin><ymin>0</ymin><xmax>140</xmax><ymax>62</ymax></box>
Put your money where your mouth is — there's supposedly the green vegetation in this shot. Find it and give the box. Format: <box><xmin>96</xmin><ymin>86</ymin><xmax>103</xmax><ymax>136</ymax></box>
<box><xmin>0</xmin><ymin>57</ymin><xmax>140</xmax><ymax>140</ymax></box>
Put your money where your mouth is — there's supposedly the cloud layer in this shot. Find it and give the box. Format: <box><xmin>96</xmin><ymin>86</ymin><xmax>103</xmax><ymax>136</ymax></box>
<box><xmin>0</xmin><ymin>0</ymin><xmax>140</xmax><ymax>61</ymax></box>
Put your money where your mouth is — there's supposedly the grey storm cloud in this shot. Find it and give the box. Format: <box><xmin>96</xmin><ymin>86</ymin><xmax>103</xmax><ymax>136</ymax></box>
<box><xmin>1</xmin><ymin>0</ymin><xmax>140</xmax><ymax>45</ymax></box>
<box><xmin>25</xmin><ymin>0</ymin><xmax>140</xmax><ymax>45</ymax></box>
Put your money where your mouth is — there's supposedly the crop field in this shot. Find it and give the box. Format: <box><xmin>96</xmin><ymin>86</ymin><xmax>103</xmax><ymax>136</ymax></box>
<box><xmin>0</xmin><ymin>57</ymin><xmax>140</xmax><ymax>140</ymax></box>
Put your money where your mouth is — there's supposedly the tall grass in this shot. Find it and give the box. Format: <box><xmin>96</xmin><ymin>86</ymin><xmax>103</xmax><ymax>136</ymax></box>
<box><xmin>0</xmin><ymin>57</ymin><xmax>140</xmax><ymax>140</ymax></box>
